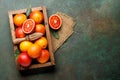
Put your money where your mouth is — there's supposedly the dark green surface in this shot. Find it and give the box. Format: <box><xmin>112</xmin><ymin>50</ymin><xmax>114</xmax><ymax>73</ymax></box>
<box><xmin>0</xmin><ymin>0</ymin><xmax>120</xmax><ymax>80</ymax></box>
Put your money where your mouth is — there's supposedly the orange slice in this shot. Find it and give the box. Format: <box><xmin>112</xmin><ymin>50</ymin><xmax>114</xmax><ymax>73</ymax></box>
<box><xmin>49</xmin><ymin>14</ymin><xmax>62</xmax><ymax>30</ymax></box>
<box><xmin>22</xmin><ymin>19</ymin><xmax>35</xmax><ymax>34</ymax></box>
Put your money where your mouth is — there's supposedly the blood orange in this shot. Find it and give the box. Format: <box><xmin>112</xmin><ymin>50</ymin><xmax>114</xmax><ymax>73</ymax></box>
<box><xmin>49</xmin><ymin>14</ymin><xmax>62</xmax><ymax>30</ymax></box>
<box><xmin>29</xmin><ymin>10</ymin><xmax>44</xmax><ymax>24</ymax></box>
<box><xmin>17</xmin><ymin>52</ymin><xmax>32</xmax><ymax>67</ymax></box>
<box><xmin>35</xmin><ymin>24</ymin><xmax>45</xmax><ymax>35</ymax></box>
<box><xmin>13</xmin><ymin>14</ymin><xmax>27</xmax><ymax>27</ymax></box>
<box><xmin>22</xmin><ymin>19</ymin><xmax>35</xmax><ymax>34</ymax></box>
<box><xmin>15</xmin><ymin>27</ymin><xmax>25</xmax><ymax>38</ymax></box>
<box><xmin>34</xmin><ymin>37</ymin><xmax>48</xmax><ymax>49</ymax></box>
<box><xmin>27</xmin><ymin>44</ymin><xmax>41</xmax><ymax>58</ymax></box>
<box><xmin>37</xmin><ymin>49</ymin><xmax>50</xmax><ymax>64</ymax></box>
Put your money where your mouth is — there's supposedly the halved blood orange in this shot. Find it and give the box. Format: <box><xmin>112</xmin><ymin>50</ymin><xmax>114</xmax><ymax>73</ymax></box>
<box><xmin>49</xmin><ymin>14</ymin><xmax>62</xmax><ymax>30</ymax></box>
<box><xmin>22</xmin><ymin>19</ymin><xmax>35</xmax><ymax>34</ymax></box>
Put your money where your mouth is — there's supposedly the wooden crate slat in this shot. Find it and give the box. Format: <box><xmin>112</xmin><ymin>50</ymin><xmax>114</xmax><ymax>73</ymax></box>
<box><xmin>43</xmin><ymin>6</ymin><xmax>55</xmax><ymax>65</ymax></box>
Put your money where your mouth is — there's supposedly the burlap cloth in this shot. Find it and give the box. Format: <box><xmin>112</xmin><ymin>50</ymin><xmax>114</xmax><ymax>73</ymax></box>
<box><xmin>51</xmin><ymin>12</ymin><xmax>76</xmax><ymax>52</ymax></box>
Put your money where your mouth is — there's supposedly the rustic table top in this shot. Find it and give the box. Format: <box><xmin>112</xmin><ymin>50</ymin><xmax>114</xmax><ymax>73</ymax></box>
<box><xmin>0</xmin><ymin>0</ymin><xmax>120</xmax><ymax>80</ymax></box>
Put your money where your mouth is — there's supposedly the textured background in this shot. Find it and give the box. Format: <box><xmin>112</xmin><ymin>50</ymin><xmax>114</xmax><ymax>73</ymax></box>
<box><xmin>0</xmin><ymin>0</ymin><xmax>120</xmax><ymax>80</ymax></box>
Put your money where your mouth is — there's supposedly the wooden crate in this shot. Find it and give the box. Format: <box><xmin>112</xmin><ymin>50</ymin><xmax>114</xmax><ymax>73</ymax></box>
<box><xmin>8</xmin><ymin>6</ymin><xmax>55</xmax><ymax>71</ymax></box>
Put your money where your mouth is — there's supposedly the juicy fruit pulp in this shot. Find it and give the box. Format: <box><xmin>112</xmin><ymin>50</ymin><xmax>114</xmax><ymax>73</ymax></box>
<box><xmin>13</xmin><ymin>14</ymin><xmax>27</xmax><ymax>27</ymax></box>
<box><xmin>29</xmin><ymin>10</ymin><xmax>44</xmax><ymax>24</ymax></box>
<box><xmin>49</xmin><ymin>14</ymin><xmax>62</xmax><ymax>30</ymax></box>
<box><xmin>17</xmin><ymin>52</ymin><xmax>32</xmax><ymax>67</ymax></box>
<box><xmin>22</xmin><ymin>19</ymin><xmax>35</xmax><ymax>34</ymax></box>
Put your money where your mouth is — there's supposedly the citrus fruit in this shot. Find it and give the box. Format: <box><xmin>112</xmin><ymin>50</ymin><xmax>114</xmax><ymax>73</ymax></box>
<box><xmin>17</xmin><ymin>52</ymin><xmax>32</xmax><ymax>67</ymax></box>
<box><xmin>37</xmin><ymin>49</ymin><xmax>50</xmax><ymax>64</ymax></box>
<box><xmin>34</xmin><ymin>37</ymin><xmax>48</xmax><ymax>49</ymax></box>
<box><xmin>29</xmin><ymin>10</ymin><xmax>44</xmax><ymax>24</ymax></box>
<box><xmin>19</xmin><ymin>41</ymin><xmax>33</xmax><ymax>52</ymax></box>
<box><xmin>15</xmin><ymin>27</ymin><xmax>25</xmax><ymax>38</ymax></box>
<box><xmin>13</xmin><ymin>13</ymin><xmax>27</xmax><ymax>27</ymax></box>
<box><xmin>22</xmin><ymin>19</ymin><xmax>35</xmax><ymax>34</ymax></box>
<box><xmin>49</xmin><ymin>14</ymin><xmax>62</xmax><ymax>30</ymax></box>
<box><xmin>27</xmin><ymin>44</ymin><xmax>41</xmax><ymax>58</ymax></box>
<box><xmin>35</xmin><ymin>24</ymin><xmax>45</xmax><ymax>35</ymax></box>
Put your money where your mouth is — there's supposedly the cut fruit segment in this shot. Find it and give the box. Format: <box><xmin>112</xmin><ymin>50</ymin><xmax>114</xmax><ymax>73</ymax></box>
<box><xmin>22</xmin><ymin>19</ymin><xmax>35</xmax><ymax>34</ymax></box>
<box><xmin>49</xmin><ymin>14</ymin><xmax>62</xmax><ymax>30</ymax></box>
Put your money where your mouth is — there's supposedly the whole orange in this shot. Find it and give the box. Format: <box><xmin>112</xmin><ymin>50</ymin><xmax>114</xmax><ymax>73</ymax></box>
<box><xmin>34</xmin><ymin>37</ymin><xmax>48</xmax><ymax>49</ymax></box>
<box><xmin>29</xmin><ymin>11</ymin><xmax>44</xmax><ymax>24</ymax></box>
<box><xmin>19</xmin><ymin>41</ymin><xmax>33</xmax><ymax>52</ymax></box>
<box><xmin>37</xmin><ymin>49</ymin><xmax>50</xmax><ymax>64</ymax></box>
<box><xmin>27</xmin><ymin>44</ymin><xmax>41</xmax><ymax>58</ymax></box>
<box><xmin>35</xmin><ymin>24</ymin><xmax>45</xmax><ymax>35</ymax></box>
<box><xmin>13</xmin><ymin>14</ymin><xmax>27</xmax><ymax>27</ymax></box>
